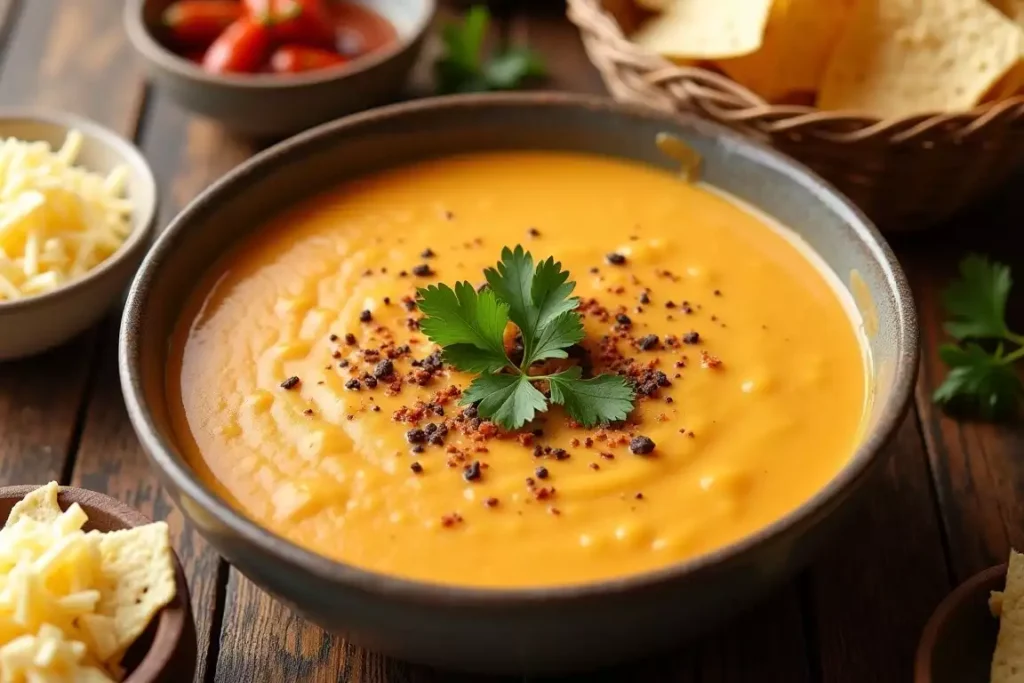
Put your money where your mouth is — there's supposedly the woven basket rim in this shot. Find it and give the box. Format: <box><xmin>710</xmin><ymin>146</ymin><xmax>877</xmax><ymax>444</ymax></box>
<box><xmin>567</xmin><ymin>0</ymin><xmax>1024</xmax><ymax>135</ymax></box>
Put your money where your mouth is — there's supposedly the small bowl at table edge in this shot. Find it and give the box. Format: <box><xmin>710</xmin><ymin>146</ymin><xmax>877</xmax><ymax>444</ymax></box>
<box><xmin>0</xmin><ymin>485</ymin><xmax>196</xmax><ymax>683</ymax></box>
<box><xmin>0</xmin><ymin>108</ymin><xmax>157</xmax><ymax>361</ymax></box>
<box><xmin>124</xmin><ymin>0</ymin><xmax>437</xmax><ymax>139</ymax></box>
<box><xmin>915</xmin><ymin>563</ymin><xmax>1007</xmax><ymax>683</ymax></box>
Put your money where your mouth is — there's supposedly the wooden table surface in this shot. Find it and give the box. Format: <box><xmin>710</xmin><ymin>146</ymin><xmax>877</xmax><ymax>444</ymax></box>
<box><xmin>2</xmin><ymin>1</ymin><xmax>1023</xmax><ymax>681</ymax></box>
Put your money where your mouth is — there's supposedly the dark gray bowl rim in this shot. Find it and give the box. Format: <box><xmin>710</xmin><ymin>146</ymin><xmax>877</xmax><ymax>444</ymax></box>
<box><xmin>120</xmin><ymin>91</ymin><xmax>919</xmax><ymax>606</ymax></box>
<box><xmin>0</xmin><ymin>107</ymin><xmax>157</xmax><ymax>313</ymax></box>
<box><xmin>124</xmin><ymin>0</ymin><xmax>437</xmax><ymax>89</ymax></box>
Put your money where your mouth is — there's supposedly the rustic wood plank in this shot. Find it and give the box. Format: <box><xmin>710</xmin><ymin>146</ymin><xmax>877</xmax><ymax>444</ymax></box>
<box><xmin>71</xmin><ymin>86</ymin><xmax>258</xmax><ymax>683</ymax></box>
<box><xmin>507</xmin><ymin>3</ymin><xmax>606</xmax><ymax>95</ymax></box>
<box><xmin>804</xmin><ymin>412</ymin><xmax>951</xmax><ymax>682</ymax></box>
<box><xmin>0</xmin><ymin>0</ymin><xmax>144</xmax><ymax>487</ymax></box>
<box><xmin>900</xmin><ymin>191</ymin><xmax>1024</xmax><ymax>583</ymax></box>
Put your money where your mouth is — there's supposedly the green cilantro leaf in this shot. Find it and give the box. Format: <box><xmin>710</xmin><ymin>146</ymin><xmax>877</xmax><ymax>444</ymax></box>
<box><xmin>417</xmin><ymin>246</ymin><xmax>637</xmax><ymax>430</ymax></box>
<box><xmin>548</xmin><ymin>367</ymin><xmax>635</xmax><ymax>427</ymax></box>
<box><xmin>934</xmin><ymin>254</ymin><xmax>1024</xmax><ymax>420</ymax></box>
<box><xmin>529</xmin><ymin>311</ymin><xmax>585</xmax><ymax>365</ymax></box>
<box><xmin>933</xmin><ymin>343</ymin><xmax>1023</xmax><ymax>420</ymax></box>
<box><xmin>482</xmin><ymin>47</ymin><xmax>547</xmax><ymax>90</ymax></box>
<box><xmin>485</xmin><ymin>246</ymin><xmax>581</xmax><ymax>365</ymax></box>
<box><xmin>462</xmin><ymin>373</ymin><xmax>547</xmax><ymax>430</ymax></box>
<box><xmin>943</xmin><ymin>254</ymin><xmax>1013</xmax><ymax>340</ymax></box>
<box><xmin>417</xmin><ymin>282</ymin><xmax>509</xmax><ymax>372</ymax></box>
<box><xmin>435</xmin><ymin>6</ymin><xmax>546</xmax><ymax>95</ymax></box>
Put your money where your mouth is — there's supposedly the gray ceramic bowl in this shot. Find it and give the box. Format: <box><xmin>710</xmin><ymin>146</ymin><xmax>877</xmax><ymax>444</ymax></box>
<box><xmin>0</xmin><ymin>110</ymin><xmax>157</xmax><ymax>360</ymax></box>
<box><xmin>124</xmin><ymin>0</ymin><xmax>436</xmax><ymax>138</ymax></box>
<box><xmin>119</xmin><ymin>93</ymin><xmax>918</xmax><ymax>674</ymax></box>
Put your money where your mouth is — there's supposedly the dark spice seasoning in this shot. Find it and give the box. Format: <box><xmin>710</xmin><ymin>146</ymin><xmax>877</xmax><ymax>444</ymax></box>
<box><xmin>683</xmin><ymin>331</ymin><xmax>700</xmax><ymax>344</ymax></box>
<box><xmin>344</xmin><ymin>333</ymin><xmax>357</xmax><ymax>345</ymax></box>
<box><xmin>359</xmin><ymin>309</ymin><xmax>373</xmax><ymax>323</ymax></box>
<box><xmin>373</xmin><ymin>360</ymin><xmax>394</xmax><ymax>379</ymax></box>
<box><xmin>280</xmin><ymin>376</ymin><xmax>301</xmax><ymax>390</ymax></box>
<box><xmin>463</xmin><ymin>460</ymin><xmax>482</xmax><ymax>482</ymax></box>
<box><xmin>344</xmin><ymin>378</ymin><xmax>361</xmax><ymax>391</ymax></box>
<box><xmin>421</xmin><ymin>248</ymin><xmax>436</xmax><ymax>258</ymax></box>
<box><xmin>410</xmin><ymin>462</ymin><xmax>423</xmax><ymax>474</ymax></box>
<box><xmin>629</xmin><ymin>435</ymin><xmax>656</xmax><ymax>455</ymax></box>
<box><xmin>638</xmin><ymin>334</ymin><xmax>659</xmax><ymax>350</ymax></box>
<box><xmin>535</xmin><ymin>466</ymin><xmax>549</xmax><ymax>479</ymax></box>
<box><xmin>606</xmin><ymin>252</ymin><xmax>627</xmax><ymax>266</ymax></box>
<box><xmin>412</xmin><ymin>263</ymin><xmax>433</xmax><ymax>277</ymax></box>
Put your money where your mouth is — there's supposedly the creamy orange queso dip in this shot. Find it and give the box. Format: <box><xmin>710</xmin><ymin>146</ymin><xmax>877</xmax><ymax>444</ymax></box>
<box><xmin>170</xmin><ymin>151</ymin><xmax>868</xmax><ymax>587</ymax></box>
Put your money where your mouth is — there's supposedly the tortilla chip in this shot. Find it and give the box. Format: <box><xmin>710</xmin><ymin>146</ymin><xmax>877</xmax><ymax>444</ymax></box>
<box><xmin>991</xmin><ymin>0</ymin><xmax>1024</xmax><ymax>24</ymax></box>
<box><xmin>716</xmin><ymin>0</ymin><xmax>857</xmax><ymax>102</ymax></box>
<box><xmin>819</xmin><ymin>0</ymin><xmax>1024</xmax><ymax>118</ymax></box>
<box><xmin>92</xmin><ymin>522</ymin><xmax>175</xmax><ymax>660</ymax></box>
<box><xmin>993</xmin><ymin>550</ymin><xmax>1024</xmax><ymax>682</ymax></box>
<box><xmin>7</xmin><ymin>481</ymin><xmax>62</xmax><ymax>525</ymax></box>
<box><xmin>632</xmin><ymin>0</ymin><xmax>776</xmax><ymax>61</ymax></box>
<box><xmin>634</xmin><ymin>0</ymin><xmax>671</xmax><ymax>11</ymax></box>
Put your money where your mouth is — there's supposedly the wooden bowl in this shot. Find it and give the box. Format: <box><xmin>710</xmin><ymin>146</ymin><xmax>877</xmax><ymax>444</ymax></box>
<box><xmin>915</xmin><ymin>563</ymin><xmax>1006</xmax><ymax>683</ymax></box>
<box><xmin>0</xmin><ymin>485</ymin><xmax>197</xmax><ymax>683</ymax></box>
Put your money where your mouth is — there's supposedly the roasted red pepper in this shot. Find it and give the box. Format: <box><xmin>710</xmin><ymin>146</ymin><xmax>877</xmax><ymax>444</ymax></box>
<box><xmin>202</xmin><ymin>17</ymin><xmax>271</xmax><ymax>73</ymax></box>
<box><xmin>268</xmin><ymin>0</ymin><xmax>336</xmax><ymax>49</ymax></box>
<box><xmin>162</xmin><ymin>0</ymin><xmax>244</xmax><ymax>47</ymax></box>
<box><xmin>270</xmin><ymin>45</ymin><xmax>348</xmax><ymax>72</ymax></box>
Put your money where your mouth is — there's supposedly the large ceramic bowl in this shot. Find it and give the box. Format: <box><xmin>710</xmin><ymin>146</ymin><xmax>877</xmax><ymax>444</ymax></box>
<box><xmin>119</xmin><ymin>93</ymin><xmax>918</xmax><ymax>674</ymax></box>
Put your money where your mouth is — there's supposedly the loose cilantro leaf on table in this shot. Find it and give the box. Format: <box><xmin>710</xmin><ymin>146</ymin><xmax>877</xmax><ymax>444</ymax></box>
<box><xmin>435</xmin><ymin>6</ymin><xmax>546</xmax><ymax>95</ymax></box>
<box><xmin>417</xmin><ymin>246</ymin><xmax>635</xmax><ymax>430</ymax></box>
<box><xmin>933</xmin><ymin>254</ymin><xmax>1024</xmax><ymax>419</ymax></box>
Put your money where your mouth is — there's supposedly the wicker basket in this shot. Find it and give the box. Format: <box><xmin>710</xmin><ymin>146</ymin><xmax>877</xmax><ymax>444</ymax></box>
<box><xmin>567</xmin><ymin>0</ymin><xmax>1024</xmax><ymax>231</ymax></box>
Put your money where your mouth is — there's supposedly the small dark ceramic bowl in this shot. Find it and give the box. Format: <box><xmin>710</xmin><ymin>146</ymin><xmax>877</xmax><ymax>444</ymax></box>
<box><xmin>915</xmin><ymin>563</ymin><xmax>1006</xmax><ymax>683</ymax></box>
<box><xmin>0</xmin><ymin>485</ymin><xmax>196</xmax><ymax>682</ymax></box>
<box><xmin>124</xmin><ymin>0</ymin><xmax>436</xmax><ymax>138</ymax></box>
<box><xmin>119</xmin><ymin>93</ymin><xmax>918</xmax><ymax>673</ymax></box>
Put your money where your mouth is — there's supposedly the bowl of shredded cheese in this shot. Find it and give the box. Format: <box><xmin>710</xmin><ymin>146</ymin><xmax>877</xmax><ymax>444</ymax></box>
<box><xmin>0</xmin><ymin>109</ymin><xmax>157</xmax><ymax>360</ymax></box>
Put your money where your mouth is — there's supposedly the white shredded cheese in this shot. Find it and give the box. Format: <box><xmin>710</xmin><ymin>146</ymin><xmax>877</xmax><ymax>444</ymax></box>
<box><xmin>0</xmin><ymin>130</ymin><xmax>132</xmax><ymax>301</ymax></box>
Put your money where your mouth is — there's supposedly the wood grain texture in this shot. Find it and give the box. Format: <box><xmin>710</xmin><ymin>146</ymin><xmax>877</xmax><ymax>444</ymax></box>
<box><xmin>0</xmin><ymin>0</ymin><xmax>143</xmax><ymax>487</ymax></box>
<box><xmin>70</xmin><ymin>86</ymin><xmax>258</xmax><ymax>683</ymax></box>
<box><xmin>900</xmin><ymin>191</ymin><xmax>1024</xmax><ymax>583</ymax></box>
<box><xmin>805</xmin><ymin>412</ymin><xmax>951</xmax><ymax>683</ymax></box>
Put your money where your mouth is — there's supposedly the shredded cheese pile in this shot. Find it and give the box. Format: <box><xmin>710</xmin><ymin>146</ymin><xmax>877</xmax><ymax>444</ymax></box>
<box><xmin>0</xmin><ymin>131</ymin><xmax>132</xmax><ymax>301</ymax></box>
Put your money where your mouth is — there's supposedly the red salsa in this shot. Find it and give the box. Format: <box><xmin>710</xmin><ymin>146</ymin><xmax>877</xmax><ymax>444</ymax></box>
<box><xmin>160</xmin><ymin>0</ymin><xmax>398</xmax><ymax>74</ymax></box>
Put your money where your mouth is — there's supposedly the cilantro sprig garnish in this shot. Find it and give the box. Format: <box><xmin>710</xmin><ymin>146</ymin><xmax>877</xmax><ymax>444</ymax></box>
<box><xmin>933</xmin><ymin>254</ymin><xmax>1024</xmax><ymax>420</ymax></box>
<box><xmin>417</xmin><ymin>246</ymin><xmax>635</xmax><ymax>430</ymax></box>
<box><xmin>434</xmin><ymin>6</ymin><xmax>546</xmax><ymax>95</ymax></box>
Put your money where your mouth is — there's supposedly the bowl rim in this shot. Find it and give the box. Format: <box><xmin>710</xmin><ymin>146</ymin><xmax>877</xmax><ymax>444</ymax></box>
<box><xmin>914</xmin><ymin>562</ymin><xmax>1007</xmax><ymax>683</ymax></box>
<box><xmin>120</xmin><ymin>91</ymin><xmax>919</xmax><ymax>605</ymax></box>
<box><xmin>0</xmin><ymin>484</ymin><xmax>194</xmax><ymax>683</ymax></box>
<box><xmin>123</xmin><ymin>0</ymin><xmax>437</xmax><ymax>89</ymax></box>
<box><xmin>0</xmin><ymin>107</ymin><xmax>158</xmax><ymax>314</ymax></box>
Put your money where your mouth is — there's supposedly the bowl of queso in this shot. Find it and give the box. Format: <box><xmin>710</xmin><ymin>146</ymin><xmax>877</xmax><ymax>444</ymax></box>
<box><xmin>120</xmin><ymin>93</ymin><xmax>918</xmax><ymax>673</ymax></box>
<box><xmin>124</xmin><ymin>0</ymin><xmax>435</xmax><ymax>137</ymax></box>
